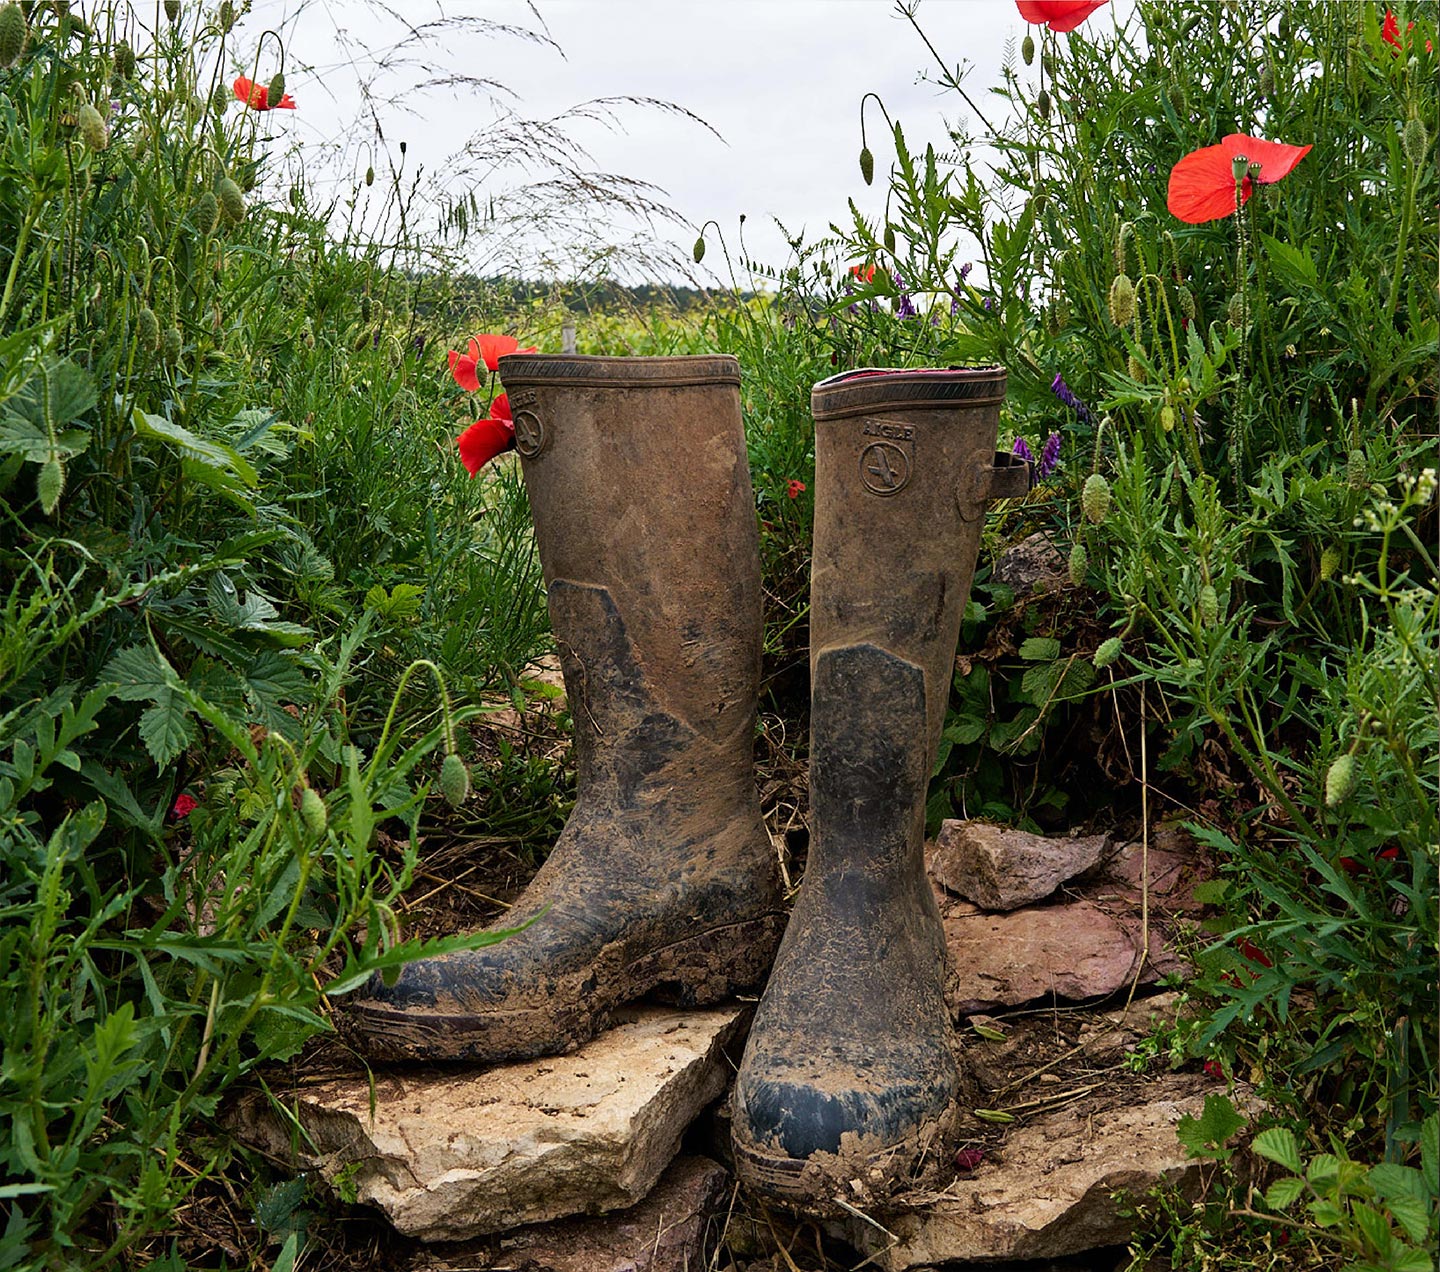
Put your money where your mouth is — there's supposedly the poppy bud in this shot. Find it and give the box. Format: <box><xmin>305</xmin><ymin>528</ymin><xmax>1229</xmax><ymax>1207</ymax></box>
<box><xmin>1325</xmin><ymin>754</ymin><xmax>1357</xmax><ymax>807</ymax></box>
<box><xmin>1022</xmin><ymin>32</ymin><xmax>1035</xmax><ymax>64</ymax></box>
<box><xmin>217</xmin><ymin>176</ymin><xmax>245</xmax><ymax>224</ymax></box>
<box><xmin>439</xmin><ymin>753</ymin><xmax>470</xmax><ymax>807</ymax></box>
<box><xmin>1199</xmin><ymin>584</ymin><xmax>1218</xmax><ymax>626</ymax></box>
<box><xmin>194</xmin><ymin>190</ymin><xmax>219</xmax><ymax>235</ymax></box>
<box><xmin>360</xmin><ymin>295</ymin><xmax>371</xmax><ymax>322</ymax></box>
<box><xmin>365</xmin><ymin>165</ymin><xmax>374</xmax><ymax>186</ymax></box>
<box><xmin>1258</xmin><ymin>64</ymin><xmax>1275</xmax><ymax>99</ymax></box>
<box><xmin>161</xmin><ymin>326</ymin><xmax>182</xmax><ymax>363</ymax></box>
<box><xmin>0</xmin><ymin>3</ymin><xmax>27</xmax><ymax>68</ymax></box>
<box><xmin>1167</xmin><ymin>78</ymin><xmax>1186</xmax><ymax>112</ymax></box>
<box><xmin>1082</xmin><ymin>472</ymin><xmax>1111</xmax><ymax>524</ymax></box>
<box><xmin>692</xmin><ymin>235</ymin><xmax>705</xmax><ymax>264</ymax></box>
<box><xmin>267</xmin><ymin>71</ymin><xmax>285</xmax><ymax>102</ymax></box>
<box><xmin>113</xmin><ymin>37</ymin><xmax>135</xmax><ymax>78</ymax></box>
<box><xmin>77</xmin><ymin>101</ymin><xmax>108</xmax><ymax>151</ymax></box>
<box><xmin>1320</xmin><ymin>546</ymin><xmax>1340</xmax><ymax>581</ymax></box>
<box><xmin>1177</xmin><ymin>284</ymin><xmax>1196</xmax><ymax>321</ymax></box>
<box><xmin>164</xmin><ymin>0</ymin><xmax>179</xmax><ymax>20</ymax></box>
<box><xmin>1179</xmin><ymin>13</ymin><xmax>1202</xmax><ymax>37</ymax></box>
<box><xmin>136</xmin><ymin>305</ymin><xmax>160</xmax><ymax>351</ymax></box>
<box><xmin>1068</xmin><ymin>541</ymin><xmax>1088</xmax><ymax>588</ymax></box>
<box><xmin>1093</xmin><ymin>636</ymin><xmax>1123</xmax><ymax>669</ymax></box>
<box><xmin>300</xmin><ymin>785</ymin><xmax>328</xmax><ymax>835</ymax></box>
<box><xmin>219</xmin><ymin>0</ymin><xmax>234</xmax><ymax>30</ymax></box>
<box><xmin>1226</xmin><ymin>292</ymin><xmax>1247</xmax><ymax>329</ymax></box>
<box><xmin>1403</xmin><ymin>117</ymin><xmax>1428</xmax><ymax>167</ymax></box>
<box><xmin>859</xmin><ymin>145</ymin><xmax>874</xmax><ymax>185</ymax></box>
<box><xmin>1037</xmin><ymin>89</ymin><xmax>1051</xmax><ymax>120</ymax></box>
<box><xmin>883</xmin><ymin>224</ymin><xmax>896</xmax><ymax>253</ymax></box>
<box><xmin>1346</xmin><ymin>448</ymin><xmax>1368</xmax><ymax>490</ymax></box>
<box><xmin>1042</xmin><ymin>49</ymin><xmax>1056</xmax><ymax>76</ymax></box>
<box><xmin>1107</xmin><ymin>272</ymin><xmax>1135</xmax><ymax>326</ymax></box>
<box><xmin>1127</xmin><ymin>353</ymin><xmax>1145</xmax><ymax>381</ymax></box>
<box><xmin>1160</xmin><ymin>403</ymin><xmax>1176</xmax><ymax>432</ymax></box>
<box><xmin>1230</xmin><ymin>153</ymin><xmax>1249</xmax><ymax>181</ymax></box>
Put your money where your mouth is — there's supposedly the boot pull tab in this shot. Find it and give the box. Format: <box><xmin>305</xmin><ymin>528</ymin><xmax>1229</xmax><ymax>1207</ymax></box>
<box><xmin>956</xmin><ymin>451</ymin><xmax>1031</xmax><ymax>521</ymax></box>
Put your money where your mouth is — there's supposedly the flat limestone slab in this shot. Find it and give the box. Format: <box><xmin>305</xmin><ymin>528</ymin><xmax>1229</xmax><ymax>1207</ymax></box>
<box><xmin>831</xmin><ymin>1074</ymin><xmax>1254</xmax><ymax>1269</ymax></box>
<box><xmin>407</xmin><ymin>1155</ymin><xmax>730</xmax><ymax>1271</ymax></box>
<box><xmin>234</xmin><ymin>1006</ymin><xmax>746</xmax><ymax>1242</ymax></box>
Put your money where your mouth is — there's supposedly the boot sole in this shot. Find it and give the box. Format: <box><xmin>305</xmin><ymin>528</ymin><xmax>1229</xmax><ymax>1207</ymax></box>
<box><xmin>343</xmin><ymin>912</ymin><xmax>785</xmax><ymax>1064</ymax></box>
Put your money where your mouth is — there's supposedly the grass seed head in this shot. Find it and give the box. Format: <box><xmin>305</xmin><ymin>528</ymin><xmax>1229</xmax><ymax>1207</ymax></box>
<box><xmin>1320</xmin><ymin>546</ymin><xmax>1340</xmax><ymax>581</ymax></box>
<box><xmin>1346</xmin><ymin>448</ymin><xmax>1368</xmax><ymax>490</ymax></box>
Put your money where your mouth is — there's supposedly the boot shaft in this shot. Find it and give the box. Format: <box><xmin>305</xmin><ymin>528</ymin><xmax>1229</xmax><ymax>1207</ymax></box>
<box><xmin>809</xmin><ymin>366</ymin><xmax>1025</xmax><ymax>757</ymax></box>
<box><xmin>497</xmin><ymin>354</ymin><xmax>763</xmax><ymax>778</ymax></box>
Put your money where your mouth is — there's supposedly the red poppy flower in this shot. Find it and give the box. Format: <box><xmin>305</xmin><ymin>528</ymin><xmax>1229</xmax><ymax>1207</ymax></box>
<box><xmin>850</xmin><ymin>264</ymin><xmax>876</xmax><ymax>283</ymax></box>
<box><xmin>1167</xmin><ymin>133</ymin><xmax>1311</xmax><ymax>224</ymax></box>
<box><xmin>233</xmin><ymin>76</ymin><xmax>296</xmax><ymax>111</ymax></box>
<box><xmin>1015</xmin><ymin>0</ymin><xmax>1109</xmax><ymax>33</ymax></box>
<box><xmin>1382</xmin><ymin>9</ymin><xmax>1432</xmax><ymax>54</ymax></box>
<box><xmin>1235</xmin><ymin>936</ymin><xmax>1272</xmax><ymax>968</ymax></box>
<box><xmin>448</xmin><ymin>338</ymin><xmax>483</xmax><ymax>393</ymax></box>
<box><xmin>457</xmin><ymin>394</ymin><xmax>514</xmax><ymax>475</ymax></box>
<box><xmin>954</xmin><ymin>1147</ymin><xmax>985</xmax><ymax>1171</ymax></box>
<box><xmin>1203</xmin><ymin>1059</ymin><xmax>1225</xmax><ymax>1078</ymax></box>
<box><xmin>172</xmin><ymin>793</ymin><xmax>198</xmax><ymax>819</ymax></box>
<box><xmin>787</xmin><ymin>479</ymin><xmax>806</xmax><ymax>499</ymax></box>
<box><xmin>475</xmin><ymin>333</ymin><xmax>538</xmax><ymax>373</ymax></box>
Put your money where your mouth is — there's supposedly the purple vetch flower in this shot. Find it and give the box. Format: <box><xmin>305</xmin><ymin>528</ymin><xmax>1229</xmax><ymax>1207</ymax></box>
<box><xmin>894</xmin><ymin>273</ymin><xmax>918</xmax><ymax>320</ymax></box>
<box><xmin>951</xmin><ymin>263</ymin><xmax>974</xmax><ymax>316</ymax></box>
<box><xmin>413</xmin><ymin>333</ymin><xmax>427</xmax><ymax>357</ymax></box>
<box><xmin>959</xmin><ymin>261</ymin><xmax>973</xmax><ymax>283</ymax></box>
<box><xmin>1012</xmin><ymin>436</ymin><xmax>1035</xmax><ymax>464</ymax></box>
<box><xmin>1050</xmin><ymin>371</ymin><xmax>1093</xmax><ymax>426</ymax></box>
<box><xmin>1040</xmin><ymin>431</ymin><xmax>1061</xmax><ymax>477</ymax></box>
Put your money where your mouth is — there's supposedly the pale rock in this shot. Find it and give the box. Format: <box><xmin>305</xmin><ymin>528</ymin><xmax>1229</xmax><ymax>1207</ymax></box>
<box><xmin>829</xmin><ymin>1074</ymin><xmax>1257</xmax><ymax>1269</ymax></box>
<box><xmin>991</xmin><ymin>531</ymin><xmax>1068</xmax><ymax>594</ymax></box>
<box><xmin>232</xmin><ymin>1006</ymin><xmax>744</xmax><ymax>1241</ymax></box>
<box><xmin>929</xmin><ymin>821</ymin><xmax>1109</xmax><ymax>910</ymax></box>
<box><xmin>407</xmin><ymin>1155</ymin><xmax>730</xmax><ymax>1271</ymax></box>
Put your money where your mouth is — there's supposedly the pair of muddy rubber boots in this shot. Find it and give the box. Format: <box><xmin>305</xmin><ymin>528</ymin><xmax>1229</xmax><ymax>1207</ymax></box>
<box><xmin>345</xmin><ymin>354</ymin><xmax>1027</xmax><ymax>1205</ymax></box>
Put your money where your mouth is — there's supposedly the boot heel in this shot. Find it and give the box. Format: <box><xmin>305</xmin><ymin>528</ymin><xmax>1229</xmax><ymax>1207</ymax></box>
<box><xmin>639</xmin><ymin>913</ymin><xmax>786</xmax><ymax>1007</ymax></box>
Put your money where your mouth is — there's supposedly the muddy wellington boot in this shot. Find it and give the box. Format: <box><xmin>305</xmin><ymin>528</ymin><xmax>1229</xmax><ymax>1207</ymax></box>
<box><xmin>345</xmin><ymin>354</ymin><xmax>785</xmax><ymax>1063</ymax></box>
<box><xmin>731</xmin><ymin>366</ymin><xmax>1027</xmax><ymax>1204</ymax></box>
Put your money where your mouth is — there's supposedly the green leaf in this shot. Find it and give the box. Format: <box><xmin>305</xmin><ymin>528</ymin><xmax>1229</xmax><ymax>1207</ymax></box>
<box><xmin>1389</xmin><ymin>1247</ymin><xmax>1436</xmax><ymax>1272</ymax></box>
<box><xmin>1382</xmin><ymin>1195</ymin><xmax>1434</xmax><ymax>1247</ymax></box>
<box><xmin>36</xmin><ymin>457</ymin><xmax>62</xmax><ymax>513</ymax></box>
<box><xmin>1176</xmin><ymin>1093</ymin><xmax>1246</xmax><ymax>1160</ymax></box>
<box><xmin>944</xmin><ymin>717</ymin><xmax>986</xmax><ymax>746</ymax></box>
<box><xmin>1368</xmin><ymin>1163</ymin><xmax>1428</xmax><ymax>1204</ymax></box>
<box><xmin>1351</xmin><ymin>1202</ymin><xmax>1395</xmax><ymax>1259</ymax></box>
<box><xmin>134</xmin><ymin>409</ymin><xmax>258</xmax><ymax>487</ymax></box>
<box><xmin>1018</xmin><ymin>636</ymin><xmax>1061</xmax><ymax>661</ymax></box>
<box><xmin>1309</xmin><ymin>1153</ymin><xmax>1342</xmax><ymax>1185</ymax></box>
<box><xmin>1191</xmin><ymin>880</ymin><xmax>1231</xmax><ymax>906</ymax></box>
<box><xmin>0</xmin><ymin>415</ymin><xmax>90</xmax><ymax>461</ymax></box>
<box><xmin>1421</xmin><ymin>1114</ymin><xmax>1438</xmax><ymax>1197</ymax></box>
<box><xmin>104</xmin><ymin>645</ymin><xmax>171</xmax><ymax>701</ymax></box>
<box><xmin>138</xmin><ymin>692</ymin><xmax>196</xmax><ymax>767</ymax></box>
<box><xmin>1308</xmin><ymin>1198</ymin><xmax>1345</xmax><ymax>1227</ymax></box>
<box><xmin>1260</xmin><ymin>233</ymin><xmax>1319</xmax><ymax>290</ymax></box>
<box><xmin>1264</xmin><ymin>1176</ymin><xmax>1307</xmax><ymax>1210</ymax></box>
<box><xmin>1253</xmin><ymin>1127</ymin><xmax>1304</xmax><ymax>1174</ymax></box>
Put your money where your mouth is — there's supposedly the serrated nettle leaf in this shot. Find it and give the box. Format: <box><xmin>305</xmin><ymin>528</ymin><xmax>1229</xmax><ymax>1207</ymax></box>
<box><xmin>1264</xmin><ymin>1176</ymin><xmax>1307</xmax><ymax>1210</ymax></box>
<box><xmin>1018</xmin><ymin>636</ymin><xmax>1061</xmax><ymax>661</ymax></box>
<box><xmin>134</xmin><ymin>410</ymin><xmax>259</xmax><ymax>486</ymax></box>
<box><xmin>1368</xmin><ymin>1162</ymin><xmax>1428</xmax><ymax>1204</ymax></box>
<box><xmin>0</xmin><ymin>416</ymin><xmax>91</xmax><ymax>461</ymax></box>
<box><xmin>1252</xmin><ymin>1126</ymin><xmax>1304</xmax><ymax>1173</ymax></box>
<box><xmin>104</xmin><ymin>645</ymin><xmax>170</xmax><ymax>702</ymax></box>
<box><xmin>139</xmin><ymin>691</ymin><xmax>197</xmax><ymax>768</ymax></box>
<box><xmin>1381</xmin><ymin>1194</ymin><xmax>1433</xmax><ymax>1247</ymax></box>
<box><xmin>1176</xmin><ymin>1093</ymin><xmax>1246</xmax><ymax>1159</ymax></box>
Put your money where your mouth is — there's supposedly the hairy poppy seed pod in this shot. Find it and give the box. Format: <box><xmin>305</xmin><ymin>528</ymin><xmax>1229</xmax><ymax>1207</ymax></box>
<box><xmin>859</xmin><ymin>145</ymin><xmax>874</xmax><ymax>185</ymax></box>
<box><xmin>113</xmin><ymin>37</ymin><xmax>134</xmax><ymax>78</ymax></box>
<box><xmin>217</xmin><ymin>176</ymin><xmax>245</xmax><ymax>224</ymax></box>
<box><xmin>439</xmin><ymin>753</ymin><xmax>470</xmax><ymax>807</ymax></box>
<box><xmin>1022</xmin><ymin>32</ymin><xmax>1035</xmax><ymax>64</ymax></box>
<box><xmin>365</xmin><ymin>165</ymin><xmax>374</xmax><ymax>186</ymax></box>
<box><xmin>883</xmin><ymin>224</ymin><xmax>896</xmax><ymax>252</ymax></box>
<box><xmin>136</xmin><ymin>306</ymin><xmax>160</xmax><ymax>351</ymax></box>
<box><xmin>1320</xmin><ymin>546</ymin><xmax>1340</xmax><ymax>581</ymax></box>
<box><xmin>1177</xmin><ymin>284</ymin><xmax>1196</xmax><ymax>321</ymax></box>
<box><xmin>1037</xmin><ymin>89</ymin><xmax>1051</xmax><ymax>120</ymax></box>
<box><xmin>692</xmin><ymin>235</ymin><xmax>705</xmax><ymax>264</ymax></box>
<box><xmin>77</xmin><ymin>102</ymin><xmax>108</xmax><ymax>151</ymax></box>
<box><xmin>0</xmin><ymin>3</ymin><xmax>26</xmax><ymax>67</ymax></box>
<box><xmin>1199</xmin><ymin>584</ymin><xmax>1218</xmax><ymax>626</ymax></box>
<box><xmin>194</xmin><ymin>190</ymin><xmax>219</xmax><ymax>235</ymax></box>
<box><xmin>1107</xmin><ymin>272</ymin><xmax>1135</xmax><ymax>326</ymax></box>
<box><xmin>1346</xmin><ymin>448</ymin><xmax>1368</xmax><ymax>490</ymax></box>
<box><xmin>1093</xmin><ymin>636</ymin><xmax>1123</xmax><ymax>669</ymax></box>
<box><xmin>1324</xmin><ymin>753</ymin><xmax>1357</xmax><ymax>807</ymax></box>
<box><xmin>161</xmin><ymin>326</ymin><xmax>182</xmax><ymax>363</ymax></box>
<box><xmin>1403</xmin><ymin>117</ymin><xmax>1428</xmax><ymax>166</ymax></box>
<box><xmin>300</xmin><ymin>786</ymin><xmax>328</xmax><ymax>835</ymax></box>
<box><xmin>1082</xmin><ymin>472</ymin><xmax>1111</xmax><ymax>524</ymax></box>
<box><xmin>1068</xmin><ymin>541</ymin><xmax>1088</xmax><ymax>588</ymax></box>
<box><xmin>267</xmin><ymin>71</ymin><xmax>285</xmax><ymax>102</ymax></box>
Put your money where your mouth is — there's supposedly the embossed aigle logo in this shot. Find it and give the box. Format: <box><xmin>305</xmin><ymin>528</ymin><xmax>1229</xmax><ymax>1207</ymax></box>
<box><xmin>858</xmin><ymin>420</ymin><xmax>914</xmax><ymax>496</ymax></box>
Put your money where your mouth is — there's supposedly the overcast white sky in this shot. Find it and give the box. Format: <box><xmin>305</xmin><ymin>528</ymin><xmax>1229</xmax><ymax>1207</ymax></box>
<box><xmin>238</xmin><ymin>0</ymin><xmax>1128</xmax><ymax>285</ymax></box>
